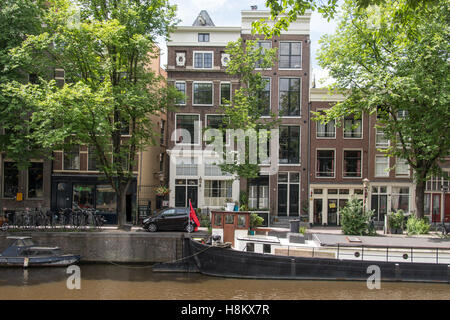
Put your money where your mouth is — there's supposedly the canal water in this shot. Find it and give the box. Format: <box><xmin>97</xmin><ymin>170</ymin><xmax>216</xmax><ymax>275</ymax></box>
<box><xmin>0</xmin><ymin>264</ymin><xmax>448</xmax><ymax>300</ymax></box>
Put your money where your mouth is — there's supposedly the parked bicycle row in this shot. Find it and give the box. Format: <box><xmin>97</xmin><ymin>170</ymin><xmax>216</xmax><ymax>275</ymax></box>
<box><xmin>0</xmin><ymin>208</ymin><xmax>106</xmax><ymax>230</ymax></box>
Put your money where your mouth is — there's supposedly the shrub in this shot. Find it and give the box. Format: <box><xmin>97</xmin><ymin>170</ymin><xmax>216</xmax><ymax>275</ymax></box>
<box><xmin>406</xmin><ymin>216</ymin><xmax>430</xmax><ymax>235</ymax></box>
<box><xmin>249</xmin><ymin>213</ymin><xmax>264</xmax><ymax>229</ymax></box>
<box><xmin>388</xmin><ymin>210</ymin><xmax>405</xmax><ymax>231</ymax></box>
<box><xmin>340</xmin><ymin>197</ymin><xmax>375</xmax><ymax>236</ymax></box>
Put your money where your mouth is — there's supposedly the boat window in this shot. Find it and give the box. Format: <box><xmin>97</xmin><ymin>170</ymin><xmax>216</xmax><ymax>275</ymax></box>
<box><xmin>213</xmin><ymin>214</ymin><xmax>222</xmax><ymax>227</ymax></box>
<box><xmin>246</xmin><ymin>243</ymin><xmax>254</xmax><ymax>252</ymax></box>
<box><xmin>237</xmin><ymin>215</ymin><xmax>246</xmax><ymax>228</ymax></box>
<box><xmin>23</xmin><ymin>239</ymin><xmax>34</xmax><ymax>246</ymax></box>
<box><xmin>225</xmin><ymin>214</ymin><xmax>234</xmax><ymax>224</ymax></box>
<box><xmin>263</xmin><ymin>244</ymin><xmax>271</xmax><ymax>254</ymax></box>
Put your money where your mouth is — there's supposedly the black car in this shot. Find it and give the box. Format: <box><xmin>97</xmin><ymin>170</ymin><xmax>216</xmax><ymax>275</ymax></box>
<box><xmin>142</xmin><ymin>207</ymin><xmax>195</xmax><ymax>232</ymax></box>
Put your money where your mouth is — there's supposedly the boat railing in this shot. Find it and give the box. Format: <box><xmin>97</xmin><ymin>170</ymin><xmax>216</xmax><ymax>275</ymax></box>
<box><xmin>271</xmin><ymin>244</ymin><xmax>450</xmax><ymax>264</ymax></box>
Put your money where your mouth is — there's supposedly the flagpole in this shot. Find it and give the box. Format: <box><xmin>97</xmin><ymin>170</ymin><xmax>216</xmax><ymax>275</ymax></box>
<box><xmin>188</xmin><ymin>199</ymin><xmax>191</xmax><ymax>234</ymax></box>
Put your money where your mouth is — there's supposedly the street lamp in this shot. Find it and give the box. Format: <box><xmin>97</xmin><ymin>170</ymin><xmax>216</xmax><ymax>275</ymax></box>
<box><xmin>363</xmin><ymin>178</ymin><xmax>370</xmax><ymax>211</ymax></box>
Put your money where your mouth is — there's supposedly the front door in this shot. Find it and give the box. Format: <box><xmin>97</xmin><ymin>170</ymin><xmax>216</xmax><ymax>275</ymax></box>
<box><xmin>432</xmin><ymin>194</ymin><xmax>441</xmax><ymax>223</ymax></box>
<box><xmin>56</xmin><ymin>182</ymin><xmax>72</xmax><ymax>210</ymax></box>
<box><xmin>223</xmin><ymin>214</ymin><xmax>235</xmax><ymax>246</ymax></box>
<box><xmin>445</xmin><ymin>194</ymin><xmax>450</xmax><ymax>223</ymax></box>
<box><xmin>313</xmin><ymin>199</ymin><xmax>323</xmax><ymax>225</ymax></box>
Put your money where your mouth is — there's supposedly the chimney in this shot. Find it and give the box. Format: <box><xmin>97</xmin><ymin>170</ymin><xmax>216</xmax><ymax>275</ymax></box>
<box><xmin>251</xmin><ymin>5</ymin><xmax>257</xmax><ymax>10</ymax></box>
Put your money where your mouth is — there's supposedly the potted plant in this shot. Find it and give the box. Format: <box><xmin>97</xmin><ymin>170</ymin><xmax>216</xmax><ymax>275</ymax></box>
<box><xmin>225</xmin><ymin>198</ymin><xmax>235</xmax><ymax>211</ymax></box>
<box><xmin>155</xmin><ymin>185</ymin><xmax>170</xmax><ymax>197</ymax></box>
<box><xmin>388</xmin><ymin>210</ymin><xmax>405</xmax><ymax>234</ymax></box>
<box><xmin>249</xmin><ymin>213</ymin><xmax>264</xmax><ymax>235</ymax></box>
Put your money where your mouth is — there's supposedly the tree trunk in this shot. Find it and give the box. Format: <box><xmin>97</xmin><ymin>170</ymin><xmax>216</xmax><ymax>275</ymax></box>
<box><xmin>116</xmin><ymin>181</ymin><xmax>131</xmax><ymax>229</ymax></box>
<box><xmin>415</xmin><ymin>179</ymin><xmax>426</xmax><ymax>220</ymax></box>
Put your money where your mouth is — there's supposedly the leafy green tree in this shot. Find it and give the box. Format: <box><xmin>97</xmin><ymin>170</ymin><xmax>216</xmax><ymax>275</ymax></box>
<box><xmin>0</xmin><ymin>0</ymin><xmax>47</xmax><ymax>168</ymax></box>
<box><xmin>315</xmin><ymin>0</ymin><xmax>450</xmax><ymax>219</ymax></box>
<box><xmin>209</xmin><ymin>38</ymin><xmax>279</xmax><ymax>180</ymax></box>
<box><xmin>340</xmin><ymin>196</ymin><xmax>375</xmax><ymax>235</ymax></box>
<box><xmin>10</xmin><ymin>0</ymin><xmax>180</xmax><ymax>227</ymax></box>
<box><xmin>253</xmin><ymin>0</ymin><xmax>440</xmax><ymax>37</ymax></box>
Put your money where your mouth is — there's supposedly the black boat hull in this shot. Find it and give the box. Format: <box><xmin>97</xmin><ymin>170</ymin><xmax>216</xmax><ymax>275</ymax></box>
<box><xmin>187</xmin><ymin>239</ymin><xmax>450</xmax><ymax>283</ymax></box>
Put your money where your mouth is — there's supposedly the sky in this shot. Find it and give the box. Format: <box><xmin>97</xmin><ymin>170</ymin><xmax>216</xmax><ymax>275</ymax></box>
<box><xmin>157</xmin><ymin>0</ymin><xmax>338</xmax><ymax>86</ymax></box>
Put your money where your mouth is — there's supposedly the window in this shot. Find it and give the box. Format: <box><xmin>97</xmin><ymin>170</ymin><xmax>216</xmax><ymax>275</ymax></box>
<box><xmin>256</xmin><ymin>41</ymin><xmax>272</xmax><ymax>68</ymax></box>
<box><xmin>316</xmin><ymin>150</ymin><xmax>334</xmax><ymax>177</ymax></box>
<box><xmin>88</xmin><ymin>145</ymin><xmax>98</xmax><ymax>171</ymax></box>
<box><xmin>160</xmin><ymin>120</ymin><xmax>165</xmax><ymax>145</ymax></box>
<box><xmin>175</xmin><ymin>82</ymin><xmax>186</xmax><ymax>105</ymax></box>
<box><xmin>371</xmin><ymin>186</ymin><xmax>387</xmax><ymax>221</ymax></box>
<box><xmin>214</xmin><ymin>213</ymin><xmax>222</xmax><ymax>227</ymax></box>
<box><xmin>204</xmin><ymin>180</ymin><xmax>233</xmax><ymax>206</ymax></box>
<box><xmin>391</xmin><ymin>187</ymin><xmax>410</xmax><ymax>212</ymax></box>
<box><xmin>279</xmin><ymin>42</ymin><xmax>301</xmax><ymax>69</ymax></box>
<box><xmin>277</xmin><ymin>172</ymin><xmax>300</xmax><ymax>216</ymax></box>
<box><xmin>237</xmin><ymin>215</ymin><xmax>246</xmax><ymax>228</ymax></box>
<box><xmin>263</xmin><ymin>244</ymin><xmax>271</xmax><ymax>254</ymax></box>
<box><xmin>375</xmin><ymin>155</ymin><xmax>389</xmax><ymax>177</ymax></box>
<box><xmin>206</xmin><ymin>114</ymin><xmax>228</xmax><ymax>145</ymax></box>
<box><xmin>73</xmin><ymin>185</ymin><xmax>94</xmax><ymax>209</ymax></box>
<box><xmin>204</xmin><ymin>163</ymin><xmax>231</xmax><ymax>176</ymax></box>
<box><xmin>395</xmin><ymin>157</ymin><xmax>410</xmax><ymax>177</ymax></box>
<box><xmin>28</xmin><ymin>162</ymin><xmax>43</xmax><ymax>199</ymax></box>
<box><xmin>397</xmin><ymin>109</ymin><xmax>409</xmax><ymax>119</ymax></box>
<box><xmin>375</xmin><ymin>128</ymin><xmax>389</xmax><ymax>148</ymax></box>
<box><xmin>175</xmin><ymin>179</ymin><xmax>198</xmax><ymax>208</ymax></box>
<box><xmin>64</xmin><ymin>145</ymin><xmax>80</xmax><ymax>170</ymax></box>
<box><xmin>176</xmin><ymin>114</ymin><xmax>199</xmax><ymax>144</ymax></box>
<box><xmin>193</xmin><ymin>51</ymin><xmax>213</xmax><ymax>69</ymax></box>
<box><xmin>176</xmin><ymin>158</ymin><xmax>198</xmax><ymax>176</ymax></box>
<box><xmin>279</xmin><ymin>126</ymin><xmax>300</xmax><ymax>164</ymax></box>
<box><xmin>193</xmin><ymin>82</ymin><xmax>213</xmax><ymax>105</ymax></box>
<box><xmin>317</xmin><ymin>116</ymin><xmax>335</xmax><ymax>138</ymax></box>
<box><xmin>343</xmin><ymin>150</ymin><xmax>361</xmax><ymax>178</ymax></box>
<box><xmin>220</xmin><ymin>83</ymin><xmax>231</xmax><ymax>105</ymax></box>
<box><xmin>248</xmin><ymin>176</ymin><xmax>269</xmax><ymax>210</ymax></box>
<box><xmin>96</xmin><ymin>185</ymin><xmax>116</xmax><ymax>213</ymax></box>
<box><xmin>3</xmin><ymin>161</ymin><xmax>19</xmax><ymax>198</ymax></box>
<box><xmin>246</xmin><ymin>243</ymin><xmax>254</xmax><ymax>252</ymax></box>
<box><xmin>198</xmin><ymin>33</ymin><xmax>209</xmax><ymax>42</ymax></box>
<box><xmin>259</xmin><ymin>78</ymin><xmax>271</xmax><ymax>116</ymax></box>
<box><xmin>343</xmin><ymin>115</ymin><xmax>362</xmax><ymax>138</ymax></box>
<box><xmin>279</xmin><ymin>78</ymin><xmax>301</xmax><ymax>116</ymax></box>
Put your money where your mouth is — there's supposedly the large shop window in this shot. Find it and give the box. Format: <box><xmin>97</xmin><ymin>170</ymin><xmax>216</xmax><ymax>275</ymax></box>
<box><xmin>73</xmin><ymin>185</ymin><xmax>95</xmax><ymax>209</ymax></box>
<box><xmin>279</xmin><ymin>42</ymin><xmax>301</xmax><ymax>69</ymax></box>
<box><xmin>279</xmin><ymin>126</ymin><xmax>300</xmax><ymax>164</ymax></box>
<box><xmin>277</xmin><ymin>172</ymin><xmax>300</xmax><ymax>216</ymax></box>
<box><xmin>279</xmin><ymin>78</ymin><xmax>301</xmax><ymax>116</ymax></box>
<box><xmin>371</xmin><ymin>186</ymin><xmax>387</xmax><ymax>221</ymax></box>
<box><xmin>204</xmin><ymin>180</ymin><xmax>232</xmax><ymax>206</ymax></box>
<box><xmin>316</xmin><ymin>150</ymin><xmax>334</xmax><ymax>177</ymax></box>
<box><xmin>3</xmin><ymin>161</ymin><xmax>19</xmax><ymax>198</ymax></box>
<box><xmin>258</xmin><ymin>78</ymin><xmax>271</xmax><ymax>116</ymax></box>
<box><xmin>194</xmin><ymin>52</ymin><xmax>213</xmax><ymax>69</ymax></box>
<box><xmin>96</xmin><ymin>185</ymin><xmax>116</xmax><ymax>213</ymax></box>
<box><xmin>64</xmin><ymin>145</ymin><xmax>80</xmax><ymax>170</ymax></box>
<box><xmin>248</xmin><ymin>176</ymin><xmax>269</xmax><ymax>210</ymax></box>
<box><xmin>343</xmin><ymin>115</ymin><xmax>362</xmax><ymax>138</ymax></box>
<box><xmin>391</xmin><ymin>187</ymin><xmax>410</xmax><ymax>212</ymax></box>
<box><xmin>176</xmin><ymin>115</ymin><xmax>199</xmax><ymax>144</ymax></box>
<box><xmin>343</xmin><ymin>150</ymin><xmax>361</xmax><ymax>178</ymax></box>
<box><xmin>193</xmin><ymin>82</ymin><xmax>213</xmax><ymax>105</ymax></box>
<box><xmin>28</xmin><ymin>162</ymin><xmax>44</xmax><ymax>199</ymax></box>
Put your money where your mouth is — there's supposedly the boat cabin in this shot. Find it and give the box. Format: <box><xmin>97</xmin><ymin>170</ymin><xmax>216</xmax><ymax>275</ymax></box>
<box><xmin>1</xmin><ymin>237</ymin><xmax>60</xmax><ymax>257</ymax></box>
<box><xmin>211</xmin><ymin>211</ymin><xmax>250</xmax><ymax>247</ymax></box>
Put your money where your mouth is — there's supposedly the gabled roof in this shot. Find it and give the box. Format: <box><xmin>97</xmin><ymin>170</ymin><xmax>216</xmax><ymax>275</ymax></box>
<box><xmin>192</xmin><ymin>10</ymin><xmax>215</xmax><ymax>27</ymax></box>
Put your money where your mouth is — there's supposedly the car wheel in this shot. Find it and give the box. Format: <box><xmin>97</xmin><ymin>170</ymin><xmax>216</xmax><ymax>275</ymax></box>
<box><xmin>147</xmin><ymin>223</ymin><xmax>157</xmax><ymax>232</ymax></box>
<box><xmin>185</xmin><ymin>223</ymin><xmax>194</xmax><ymax>233</ymax></box>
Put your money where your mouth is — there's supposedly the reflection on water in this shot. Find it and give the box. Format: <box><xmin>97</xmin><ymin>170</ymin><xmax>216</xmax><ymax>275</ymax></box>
<box><xmin>0</xmin><ymin>264</ymin><xmax>448</xmax><ymax>300</ymax></box>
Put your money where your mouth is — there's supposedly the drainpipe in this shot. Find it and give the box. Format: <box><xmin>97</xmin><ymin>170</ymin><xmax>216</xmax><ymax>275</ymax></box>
<box><xmin>307</xmin><ymin>101</ymin><xmax>311</xmax><ymax>223</ymax></box>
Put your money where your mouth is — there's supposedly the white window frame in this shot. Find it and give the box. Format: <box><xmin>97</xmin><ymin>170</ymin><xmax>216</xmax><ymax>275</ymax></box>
<box><xmin>174</xmin><ymin>113</ymin><xmax>201</xmax><ymax>146</ymax></box>
<box><xmin>278</xmin><ymin>41</ymin><xmax>302</xmax><ymax>70</ymax></box>
<box><xmin>192</xmin><ymin>81</ymin><xmax>213</xmax><ymax>106</ymax></box>
<box><xmin>375</xmin><ymin>155</ymin><xmax>390</xmax><ymax>177</ymax></box>
<box><xmin>316</xmin><ymin>148</ymin><xmax>336</xmax><ymax>178</ymax></box>
<box><xmin>278</xmin><ymin>77</ymin><xmax>302</xmax><ymax>118</ymax></box>
<box><xmin>255</xmin><ymin>40</ymin><xmax>272</xmax><ymax>70</ymax></box>
<box><xmin>395</xmin><ymin>157</ymin><xmax>410</xmax><ymax>177</ymax></box>
<box><xmin>260</xmin><ymin>77</ymin><xmax>272</xmax><ymax>118</ymax></box>
<box><xmin>174</xmin><ymin>81</ymin><xmax>187</xmax><ymax>106</ymax></box>
<box><xmin>278</xmin><ymin>125</ymin><xmax>301</xmax><ymax>165</ymax></box>
<box><xmin>316</xmin><ymin>110</ymin><xmax>336</xmax><ymax>138</ymax></box>
<box><xmin>343</xmin><ymin>115</ymin><xmax>363</xmax><ymax>139</ymax></box>
<box><xmin>342</xmin><ymin>148</ymin><xmax>363</xmax><ymax>179</ymax></box>
<box><xmin>193</xmin><ymin>51</ymin><xmax>214</xmax><ymax>69</ymax></box>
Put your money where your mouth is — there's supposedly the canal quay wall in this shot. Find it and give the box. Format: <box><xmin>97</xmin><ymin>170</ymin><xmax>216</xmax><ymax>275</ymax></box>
<box><xmin>0</xmin><ymin>232</ymin><xmax>193</xmax><ymax>263</ymax></box>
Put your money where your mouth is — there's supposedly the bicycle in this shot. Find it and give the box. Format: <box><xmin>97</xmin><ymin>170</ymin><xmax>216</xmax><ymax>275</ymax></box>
<box><xmin>437</xmin><ymin>221</ymin><xmax>448</xmax><ymax>238</ymax></box>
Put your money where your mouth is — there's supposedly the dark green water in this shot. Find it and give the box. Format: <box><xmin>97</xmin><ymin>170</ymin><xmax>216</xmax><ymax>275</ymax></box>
<box><xmin>0</xmin><ymin>264</ymin><xmax>448</xmax><ymax>300</ymax></box>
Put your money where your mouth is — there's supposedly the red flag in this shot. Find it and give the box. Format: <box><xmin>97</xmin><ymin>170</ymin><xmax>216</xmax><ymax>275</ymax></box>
<box><xmin>189</xmin><ymin>199</ymin><xmax>200</xmax><ymax>232</ymax></box>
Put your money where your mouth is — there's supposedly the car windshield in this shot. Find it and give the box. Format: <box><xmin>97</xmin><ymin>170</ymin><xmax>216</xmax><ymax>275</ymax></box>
<box><xmin>154</xmin><ymin>208</ymin><xmax>166</xmax><ymax>216</ymax></box>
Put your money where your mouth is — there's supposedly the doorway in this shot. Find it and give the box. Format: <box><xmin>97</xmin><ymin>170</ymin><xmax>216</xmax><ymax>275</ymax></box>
<box><xmin>328</xmin><ymin>199</ymin><xmax>338</xmax><ymax>225</ymax></box>
<box><xmin>313</xmin><ymin>199</ymin><xmax>323</xmax><ymax>225</ymax></box>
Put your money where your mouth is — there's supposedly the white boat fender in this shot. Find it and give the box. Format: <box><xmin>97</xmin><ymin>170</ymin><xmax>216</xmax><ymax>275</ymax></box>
<box><xmin>24</xmin><ymin>257</ymin><xmax>29</xmax><ymax>268</ymax></box>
